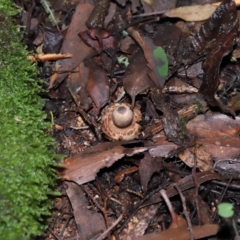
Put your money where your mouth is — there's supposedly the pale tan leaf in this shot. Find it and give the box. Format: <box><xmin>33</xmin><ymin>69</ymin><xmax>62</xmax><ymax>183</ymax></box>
<box><xmin>142</xmin><ymin>0</ymin><xmax>153</xmax><ymax>6</ymax></box>
<box><xmin>164</xmin><ymin>4</ymin><xmax>217</xmax><ymax>21</ymax></box>
<box><xmin>178</xmin><ymin>147</ymin><xmax>213</xmax><ymax>172</ymax></box>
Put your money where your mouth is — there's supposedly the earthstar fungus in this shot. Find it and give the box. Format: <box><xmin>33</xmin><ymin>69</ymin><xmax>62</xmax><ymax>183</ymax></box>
<box><xmin>101</xmin><ymin>103</ymin><xmax>142</xmax><ymax>141</ymax></box>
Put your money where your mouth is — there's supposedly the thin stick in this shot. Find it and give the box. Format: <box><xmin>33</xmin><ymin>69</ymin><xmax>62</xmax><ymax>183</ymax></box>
<box><xmin>159</xmin><ymin>189</ymin><xmax>178</xmax><ymax>225</ymax></box>
<box><xmin>95</xmin><ymin>214</ymin><xmax>123</xmax><ymax>240</ymax></box>
<box><xmin>174</xmin><ymin>183</ymin><xmax>194</xmax><ymax>240</ymax></box>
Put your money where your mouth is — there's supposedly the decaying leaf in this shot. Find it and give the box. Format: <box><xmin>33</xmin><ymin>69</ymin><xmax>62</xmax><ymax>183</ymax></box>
<box><xmin>179</xmin><ymin>147</ymin><xmax>213</xmax><ymax>172</ymax></box>
<box><xmin>54</xmin><ymin>3</ymin><xmax>94</xmax><ymax>87</ymax></box>
<box><xmin>187</xmin><ymin>113</ymin><xmax>240</xmax><ymax>148</ymax></box>
<box><xmin>142</xmin><ymin>172</ymin><xmax>222</xmax><ymax>207</ymax></box>
<box><xmin>65</xmin><ymin>182</ymin><xmax>106</xmax><ymax>239</ymax></box>
<box><xmin>119</xmin><ymin>172</ymin><xmax>221</xmax><ymax>239</ymax></box>
<box><xmin>228</xmin><ymin>93</ymin><xmax>240</xmax><ymax>111</ymax></box>
<box><xmin>85</xmin><ymin>0</ymin><xmax>110</xmax><ymax>28</ymax></box>
<box><xmin>123</xmin><ymin>49</ymin><xmax>155</xmax><ymax>107</ymax></box>
<box><xmin>142</xmin><ymin>0</ymin><xmax>153</xmax><ymax>6</ymax></box>
<box><xmin>119</xmin><ymin>205</ymin><xmax>159</xmax><ymax>240</ymax></box>
<box><xmin>59</xmin><ymin>142</ymin><xmax>148</xmax><ymax>185</ymax></box>
<box><xmin>78</xmin><ymin>28</ymin><xmax>115</xmax><ymax>54</ymax></box>
<box><xmin>134</xmin><ymin>176</ymin><xmax>219</xmax><ymax>240</ymax></box>
<box><xmin>85</xmin><ymin>59</ymin><xmax>109</xmax><ymax>111</ymax></box>
<box><xmin>139</xmin><ymin>153</ymin><xmax>161</xmax><ymax>192</ymax></box>
<box><xmin>192</xmin><ymin>0</ymin><xmax>238</xmax><ymax>112</ymax></box>
<box><xmin>134</xmin><ymin>224</ymin><xmax>219</xmax><ymax>240</ymax></box>
<box><xmin>151</xmin><ymin>90</ymin><xmax>192</xmax><ymax>146</ymax></box>
<box><xmin>67</xmin><ymin>63</ymin><xmax>92</xmax><ymax>111</ymax></box>
<box><xmin>186</xmin><ymin>113</ymin><xmax>240</xmax><ymax>175</ymax></box>
<box><xmin>146</xmin><ymin>134</ymin><xmax>178</xmax><ymax>158</ymax></box>
<box><xmin>152</xmin><ymin>24</ymin><xmax>198</xmax><ymax>71</ymax></box>
<box><xmin>42</xmin><ymin>26</ymin><xmax>63</xmax><ymax>53</ymax></box>
<box><xmin>127</xmin><ymin>27</ymin><xmax>168</xmax><ymax>88</ymax></box>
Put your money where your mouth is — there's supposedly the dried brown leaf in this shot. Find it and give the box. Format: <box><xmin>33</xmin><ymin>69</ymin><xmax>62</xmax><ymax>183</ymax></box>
<box><xmin>86</xmin><ymin>59</ymin><xmax>109</xmax><ymax>110</ymax></box>
<box><xmin>187</xmin><ymin>114</ymin><xmax>240</xmax><ymax>148</ymax></box>
<box><xmin>127</xmin><ymin>27</ymin><xmax>167</xmax><ymax>88</ymax></box>
<box><xmin>139</xmin><ymin>153</ymin><xmax>161</xmax><ymax>192</ymax></box>
<box><xmin>123</xmin><ymin>49</ymin><xmax>155</xmax><ymax>107</ymax></box>
<box><xmin>186</xmin><ymin>113</ymin><xmax>240</xmax><ymax>173</ymax></box>
<box><xmin>134</xmin><ymin>224</ymin><xmax>219</xmax><ymax>240</ymax></box>
<box><xmin>179</xmin><ymin>147</ymin><xmax>213</xmax><ymax>171</ymax></box>
<box><xmin>65</xmin><ymin>182</ymin><xmax>106</xmax><ymax>239</ymax></box>
<box><xmin>59</xmin><ymin>142</ymin><xmax>148</xmax><ymax>185</ymax></box>
<box><xmin>54</xmin><ymin>3</ymin><xmax>94</xmax><ymax>87</ymax></box>
<box><xmin>119</xmin><ymin>205</ymin><xmax>159</xmax><ymax>240</ymax></box>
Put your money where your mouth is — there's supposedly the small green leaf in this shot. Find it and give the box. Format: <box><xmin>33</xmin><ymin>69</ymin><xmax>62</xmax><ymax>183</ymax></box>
<box><xmin>153</xmin><ymin>46</ymin><xmax>168</xmax><ymax>78</ymax></box>
<box><xmin>153</xmin><ymin>47</ymin><xmax>168</xmax><ymax>86</ymax></box>
<box><xmin>217</xmin><ymin>202</ymin><xmax>234</xmax><ymax>218</ymax></box>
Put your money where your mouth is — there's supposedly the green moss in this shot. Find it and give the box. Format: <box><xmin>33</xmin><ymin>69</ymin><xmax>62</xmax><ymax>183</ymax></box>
<box><xmin>0</xmin><ymin>2</ymin><xmax>59</xmax><ymax>239</ymax></box>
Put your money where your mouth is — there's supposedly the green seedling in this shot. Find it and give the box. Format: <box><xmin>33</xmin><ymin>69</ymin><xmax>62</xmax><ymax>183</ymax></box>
<box><xmin>117</xmin><ymin>55</ymin><xmax>129</xmax><ymax>67</ymax></box>
<box><xmin>217</xmin><ymin>202</ymin><xmax>240</xmax><ymax>240</ymax></box>
<box><xmin>40</xmin><ymin>0</ymin><xmax>59</xmax><ymax>29</ymax></box>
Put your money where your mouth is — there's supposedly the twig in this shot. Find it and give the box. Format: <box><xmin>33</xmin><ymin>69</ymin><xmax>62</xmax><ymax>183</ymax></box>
<box><xmin>192</xmin><ymin>142</ymin><xmax>201</xmax><ymax>224</ymax></box>
<box><xmin>159</xmin><ymin>189</ymin><xmax>177</xmax><ymax>225</ymax></box>
<box><xmin>83</xmin><ymin>184</ymin><xmax>109</xmax><ymax>228</ymax></box>
<box><xmin>95</xmin><ymin>214</ymin><xmax>123</xmax><ymax>240</ymax></box>
<box><xmin>174</xmin><ymin>183</ymin><xmax>194</xmax><ymax>240</ymax></box>
<box><xmin>48</xmin><ymin>228</ymin><xmax>61</xmax><ymax>240</ymax></box>
<box><xmin>213</xmin><ymin>177</ymin><xmax>233</xmax><ymax>221</ymax></box>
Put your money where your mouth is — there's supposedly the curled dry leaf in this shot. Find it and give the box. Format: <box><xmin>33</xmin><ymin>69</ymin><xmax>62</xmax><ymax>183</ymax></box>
<box><xmin>58</xmin><ymin>142</ymin><xmax>148</xmax><ymax>185</ymax></box>
<box><xmin>78</xmin><ymin>28</ymin><xmax>115</xmax><ymax>54</ymax></box>
<box><xmin>192</xmin><ymin>0</ymin><xmax>238</xmax><ymax>113</ymax></box>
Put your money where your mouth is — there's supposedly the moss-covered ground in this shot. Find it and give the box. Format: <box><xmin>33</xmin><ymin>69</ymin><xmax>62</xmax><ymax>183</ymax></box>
<box><xmin>0</xmin><ymin>2</ymin><xmax>59</xmax><ymax>239</ymax></box>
